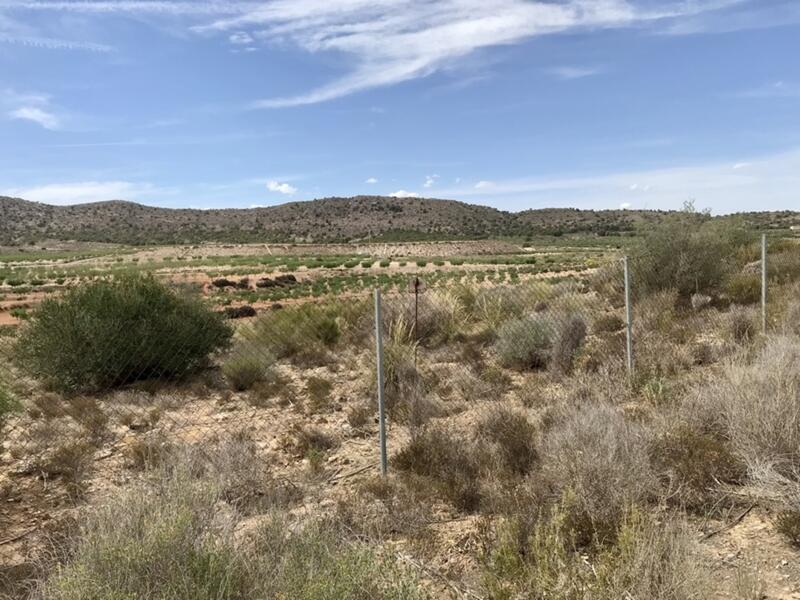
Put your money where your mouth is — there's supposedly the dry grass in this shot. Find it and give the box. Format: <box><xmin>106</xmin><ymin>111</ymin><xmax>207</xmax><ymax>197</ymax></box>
<box><xmin>476</xmin><ymin>405</ymin><xmax>538</xmax><ymax>476</ymax></box>
<box><xmin>539</xmin><ymin>402</ymin><xmax>658</xmax><ymax>546</ymax></box>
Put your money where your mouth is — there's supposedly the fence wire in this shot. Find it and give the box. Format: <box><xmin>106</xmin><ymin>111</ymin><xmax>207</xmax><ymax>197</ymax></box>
<box><xmin>1</xmin><ymin>235</ymin><xmax>799</xmax><ymax>594</ymax></box>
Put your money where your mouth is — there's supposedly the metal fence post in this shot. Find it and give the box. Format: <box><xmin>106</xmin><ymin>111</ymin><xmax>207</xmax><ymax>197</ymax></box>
<box><xmin>623</xmin><ymin>256</ymin><xmax>634</xmax><ymax>377</ymax></box>
<box><xmin>761</xmin><ymin>233</ymin><xmax>768</xmax><ymax>334</ymax></box>
<box><xmin>374</xmin><ymin>288</ymin><xmax>388</xmax><ymax>476</ymax></box>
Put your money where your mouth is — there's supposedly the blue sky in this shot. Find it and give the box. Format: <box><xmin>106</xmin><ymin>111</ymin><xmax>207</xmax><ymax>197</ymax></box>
<box><xmin>1</xmin><ymin>0</ymin><xmax>799</xmax><ymax>214</ymax></box>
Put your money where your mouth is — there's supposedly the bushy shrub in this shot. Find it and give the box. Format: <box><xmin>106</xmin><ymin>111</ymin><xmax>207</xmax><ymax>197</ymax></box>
<box><xmin>496</xmin><ymin>314</ymin><xmax>554</xmax><ymax>370</ymax></box>
<box><xmin>16</xmin><ymin>275</ymin><xmax>232</xmax><ymax>392</ymax></box>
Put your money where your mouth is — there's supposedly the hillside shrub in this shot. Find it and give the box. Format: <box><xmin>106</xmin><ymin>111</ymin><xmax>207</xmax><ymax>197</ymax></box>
<box><xmin>16</xmin><ymin>275</ymin><xmax>232</xmax><ymax>392</ymax></box>
<box><xmin>496</xmin><ymin>314</ymin><xmax>554</xmax><ymax>370</ymax></box>
<box><xmin>0</xmin><ymin>377</ymin><xmax>19</xmax><ymax>427</ymax></box>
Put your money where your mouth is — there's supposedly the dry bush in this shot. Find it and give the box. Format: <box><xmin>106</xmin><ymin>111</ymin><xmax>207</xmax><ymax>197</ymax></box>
<box><xmin>728</xmin><ymin>305</ymin><xmax>758</xmax><ymax>343</ymax></box>
<box><xmin>539</xmin><ymin>403</ymin><xmax>658</xmax><ymax>546</ymax></box>
<box><xmin>699</xmin><ymin>336</ymin><xmax>800</xmax><ymax>472</ymax></box>
<box><xmin>495</xmin><ymin>314</ymin><xmax>554</xmax><ymax>370</ymax></box>
<box><xmin>649</xmin><ymin>424</ymin><xmax>745</xmax><ymax>511</ymax></box>
<box><xmin>783</xmin><ymin>297</ymin><xmax>800</xmax><ymax>335</ymax></box>
<box><xmin>476</xmin><ymin>405</ymin><xmax>538</xmax><ymax>476</ymax></box>
<box><xmin>592</xmin><ymin>313</ymin><xmax>625</xmax><ymax>334</ymax></box>
<box><xmin>347</xmin><ymin>402</ymin><xmax>373</xmax><ymax>432</ymax></box>
<box><xmin>775</xmin><ymin>510</ymin><xmax>800</xmax><ymax>547</ymax></box>
<box><xmin>34</xmin><ymin>467</ymin><xmax>424</xmax><ymax>600</ymax></box>
<box><xmin>394</xmin><ymin>425</ymin><xmax>483</xmax><ymax>511</ymax></box>
<box><xmin>382</xmin><ymin>291</ymin><xmax>464</xmax><ymax>347</ymax></box>
<box><xmin>125</xmin><ymin>432</ymin><xmax>173</xmax><ymax>471</ymax></box>
<box><xmin>484</xmin><ymin>502</ymin><xmax>709</xmax><ymax>600</ymax></box>
<box><xmin>305</xmin><ymin>375</ymin><xmax>333</xmax><ymax>412</ymax></box>
<box><xmin>222</xmin><ymin>349</ymin><xmax>276</xmax><ymax>391</ymax></box>
<box><xmin>726</xmin><ymin>273</ymin><xmax>761</xmax><ymax>305</ymax></box>
<box><xmin>289</xmin><ymin>425</ymin><xmax>339</xmax><ymax>473</ymax></box>
<box><xmin>550</xmin><ymin>315</ymin><xmax>587</xmax><ymax>375</ymax></box>
<box><xmin>38</xmin><ymin>440</ymin><xmax>94</xmax><ymax>497</ymax></box>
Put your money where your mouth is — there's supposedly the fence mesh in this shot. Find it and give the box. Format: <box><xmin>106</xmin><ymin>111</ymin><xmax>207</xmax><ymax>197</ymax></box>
<box><xmin>1</xmin><ymin>233</ymin><xmax>800</xmax><ymax>595</ymax></box>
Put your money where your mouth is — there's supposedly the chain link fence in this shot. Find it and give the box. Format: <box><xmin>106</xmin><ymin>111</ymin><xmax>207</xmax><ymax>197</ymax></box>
<box><xmin>1</xmin><ymin>232</ymin><xmax>799</xmax><ymax>594</ymax></box>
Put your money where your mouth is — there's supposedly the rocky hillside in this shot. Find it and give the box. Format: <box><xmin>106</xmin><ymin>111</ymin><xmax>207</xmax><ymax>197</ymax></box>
<box><xmin>1</xmin><ymin>195</ymin><xmax>792</xmax><ymax>245</ymax></box>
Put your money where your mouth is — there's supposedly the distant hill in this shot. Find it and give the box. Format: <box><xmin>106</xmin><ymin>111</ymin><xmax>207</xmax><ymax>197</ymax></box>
<box><xmin>0</xmin><ymin>195</ymin><xmax>796</xmax><ymax>245</ymax></box>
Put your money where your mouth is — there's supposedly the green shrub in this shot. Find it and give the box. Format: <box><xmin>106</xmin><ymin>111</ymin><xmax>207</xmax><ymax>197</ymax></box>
<box><xmin>222</xmin><ymin>351</ymin><xmax>275</xmax><ymax>391</ymax></box>
<box><xmin>248</xmin><ymin>304</ymin><xmax>340</xmax><ymax>363</ymax></box>
<box><xmin>631</xmin><ymin>214</ymin><xmax>750</xmax><ymax>300</ymax></box>
<box><xmin>496</xmin><ymin>315</ymin><xmax>554</xmax><ymax>370</ymax></box>
<box><xmin>15</xmin><ymin>275</ymin><xmax>232</xmax><ymax>392</ymax></box>
<box><xmin>0</xmin><ymin>378</ymin><xmax>20</xmax><ymax>426</ymax></box>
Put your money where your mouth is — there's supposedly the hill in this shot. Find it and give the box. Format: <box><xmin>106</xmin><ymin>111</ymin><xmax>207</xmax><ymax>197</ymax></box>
<box><xmin>1</xmin><ymin>195</ymin><xmax>796</xmax><ymax>245</ymax></box>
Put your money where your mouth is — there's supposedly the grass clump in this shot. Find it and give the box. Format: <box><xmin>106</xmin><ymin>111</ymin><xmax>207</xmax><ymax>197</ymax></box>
<box><xmin>16</xmin><ymin>275</ymin><xmax>232</xmax><ymax>392</ymax></box>
<box><xmin>0</xmin><ymin>377</ymin><xmax>20</xmax><ymax>428</ymax></box>
<box><xmin>496</xmin><ymin>314</ymin><xmax>553</xmax><ymax>370</ymax></box>
<box><xmin>248</xmin><ymin>304</ymin><xmax>340</xmax><ymax>365</ymax></box>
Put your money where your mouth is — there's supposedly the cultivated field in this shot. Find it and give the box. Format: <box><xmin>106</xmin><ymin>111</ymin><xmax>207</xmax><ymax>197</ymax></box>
<box><xmin>2</xmin><ymin>217</ymin><xmax>800</xmax><ymax>599</ymax></box>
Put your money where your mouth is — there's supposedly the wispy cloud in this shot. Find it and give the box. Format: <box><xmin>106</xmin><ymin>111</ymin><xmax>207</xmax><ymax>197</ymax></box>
<box><xmin>548</xmin><ymin>65</ymin><xmax>603</xmax><ymax>80</ymax></box>
<box><xmin>436</xmin><ymin>148</ymin><xmax>800</xmax><ymax>214</ymax></box>
<box><xmin>423</xmin><ymin>174</ymin><xmax>439</xmax><ymax>188</ymax></box>
<box><xmin>266</xmin><ymin>180</ymin><xmax>297</xmax><ymax>194</ymax></box>
<box><xmin>737</xmin><ymin>81</ymin><xmax>800</xmax><ymax>99</ymax></box>
<box><xmin>3</xmin><ymin>180</ymin><xmax>156</xmax><ymax>204</ymax></box>
<box><xmin>365</xmin><ymin>177</ymin><xmax>378</xmax><ymax>184</ymax></box>
<box><xmin>190</xmin><ymin>0</ymin><xmax>740</xmax><ymax>107</ymax></box>
<box><xmin>0</xmin><ymin>0</ymin><xmax>760</xmax><ymax>104</ymax></box>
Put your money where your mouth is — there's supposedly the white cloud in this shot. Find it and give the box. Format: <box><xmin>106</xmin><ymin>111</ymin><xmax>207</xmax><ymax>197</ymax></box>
<box><xmin>619</xmin><ymin>202</ymin><xmax>631</xmax><ymax>209</ymax></box>
<box><xmin>389</xmin><ymin>190</ymin><xmax>419</xmax><ymax>198</ymax></box>
<box><xmin>423</xmin><ymin>174</ymin><xmax>439</xmax><ymax>188</ymax></box>
<box><xmin>3</xmin><ymin>181</ymin><xmax>154</xmax><ymax>205</ymax></box>
<box><xmin>365</xmin><ymin>177</ymin><xmax>378</xmax><ymax>184</ymax></box>
<box><xmin>266</xmin><ymin>180</ymin><xmax>297</xmax><ymax>194</ymax></box>
<box><xmin>229</xmin><ymin>31</ymin><xmax>253</xmax><ymax>45</ymax></box>
<box><xmin>434</xmin><ymin>147</ymin><xmax>800</xmax><ymax>214</ymax></box>
<box><xmin>9</xmin><ymin>106</ymin><xmax>60</xmax><ymax>129</ymax></box>
<box><xmin>2</xmin><ymin>89</ymin><xmax>64</xmax><ymax>130</ymax></box>
<box><xmin>548</xmin><ymin>65</ymin><xmax>602</xmax><ymax>80</ymax></box>
<box><xmin>474</xmin><ymin>180</ymin><xmax>494</xmax><ymax>189</ymax></box>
